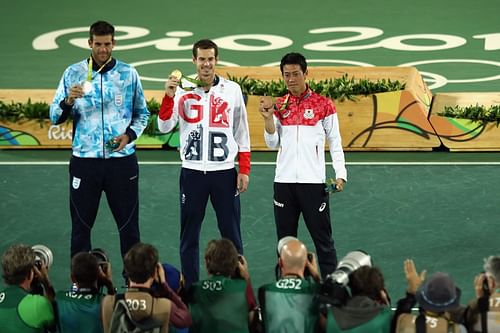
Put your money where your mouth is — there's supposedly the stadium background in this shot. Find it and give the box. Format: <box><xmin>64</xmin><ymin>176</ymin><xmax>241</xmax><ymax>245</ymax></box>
<box><xmin>1</xmin><ymin>0</ymin><xmax>500</xmax><ymax>304</ymax></box>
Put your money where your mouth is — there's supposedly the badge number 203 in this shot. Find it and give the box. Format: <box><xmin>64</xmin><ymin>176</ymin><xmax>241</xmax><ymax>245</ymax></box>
<box><xmin>126</xmin><ymin>298</ymin><xmax>147</xmax><ymax>311</ymax></box>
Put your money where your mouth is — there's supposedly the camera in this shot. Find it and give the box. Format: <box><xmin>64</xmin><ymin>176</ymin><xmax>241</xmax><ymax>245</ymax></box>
<box><xmin>318</xmin><ymin>250</ymin><xmax>372</xmax><ymax>307</ymax></box>
<box><xmin>32</xmin><ymin>244</ymin><xmax>53</xmax><ymax>270</ymax></box>
<box><xmin>89</xmin><ymin>248</ymin><xmax>109</xmax><ymax>270</ymax></box>
<box><xmin>30</xmin><ymin>245</ymin><xmax>53</xmax><ymax>295</ymax></box>
<box><xmin>326</xmin><ymin>250</ymin><xmax>371</xmax><ymax>287</ymax></box>
<box><xmin>481</xmin><ymin>272</ymin><xmax>491</xmax><ymax>295</ymax></box>
<box><xmin>89</xmin><ymin>248</ymin><xmax>111</xmax><ymax>293</ymax></box>
<box><xmin>232</xmin><ymin>255</ymin><xmax>246</xmax><ymax>279</ymax></box>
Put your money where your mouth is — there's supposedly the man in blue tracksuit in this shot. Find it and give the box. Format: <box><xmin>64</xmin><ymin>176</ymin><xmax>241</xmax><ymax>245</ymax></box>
<box><xmin>49</xmin><ymin>21</ymin><xmax>150</xmax><ymax>262</ymax></box>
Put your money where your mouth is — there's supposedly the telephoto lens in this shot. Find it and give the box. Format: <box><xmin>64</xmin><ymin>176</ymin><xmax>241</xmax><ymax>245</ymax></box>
<box><xmin>32</xmin><ymin>244</ymin><xmax>53</xmax><ymax>269</ymax></box>
<box><xmin>326</xmin><ymin>250</ymin><xmax>372</xmax><ymax>287</ymax></box>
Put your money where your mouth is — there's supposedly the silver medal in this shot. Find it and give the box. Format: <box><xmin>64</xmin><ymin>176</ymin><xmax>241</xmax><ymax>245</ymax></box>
<box><xmin>82</xmin><ymin>81</ymin><xmax>92</xmax><ymax>94</ymax></box>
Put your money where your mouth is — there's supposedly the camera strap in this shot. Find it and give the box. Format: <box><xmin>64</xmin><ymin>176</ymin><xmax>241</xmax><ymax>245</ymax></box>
<box><xmin>127</xmin><ymin>286</ymin><xmax>153</xmax><ymax>293</ymax></box>
<box><xmin>415</xmin><ymin>311</ymin><xmax>426</xmax><ymax>333</ymax></box>
<box><xmin>478</xmin><ymin>294</ymin><xmax>490</xmax><ymax>333</ymax></box>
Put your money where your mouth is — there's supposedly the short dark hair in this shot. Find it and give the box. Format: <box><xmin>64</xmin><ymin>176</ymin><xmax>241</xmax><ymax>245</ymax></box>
<box><xmin>349</xmin><ymin>266</ymin><xmax>386</xmax><ymax>301</ymax></box>
<box><xmin>280</xmin><ymin>52</ymin><xmax>307</xmax><ymax>74</ymax></box>
<box><xmin>204</xmin><ymin>239</ymin><xmax>238</xmax><ymax>277</ymax></box>
<box><xmin>124</xmin><ymin>243</ymin><xmax>158</xmax><ymax>284</ymax></box>
<box><xmin>71</xmin><ymin>252</ymin><xmax>99</xmax><ymax>288</ymax></box>
<box><xmin>89</xmin><ymin>21</ymin><xmax>115</xmax><ymax>40</ymax></box>
<box><xmin>192</xmin><ymin>39</ymin><xmax>219</xmax><ymax>58</ymax></box>
<box><xmin>1</xmin><ymin>244</ymin><xmax>35</xmax><ymax>285</ymax></box>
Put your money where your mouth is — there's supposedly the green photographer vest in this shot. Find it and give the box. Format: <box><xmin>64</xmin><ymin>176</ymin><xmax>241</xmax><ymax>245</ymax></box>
<box><xmin>326</xmin><ymin>306</ymin><xmax>392</xmax><ymax>333</ymax></box>
<box><xmin>258</xmin><ymin>278</ymin><xmax>319</xmax><ymax>333</ymax></box>
<box><xmin>0</xmin><ymin>285</ymin><xmax>54</xmax><ymax>333</ymax></box>
<box><xmin>189</xmin><ymin>275</ymin><xmax>249</xmax><ymax>333</ymax></box>
<box><xmin>55</xmin><ymin>290</ymin><xmax>104</xmax><ymax>333</ymax></box>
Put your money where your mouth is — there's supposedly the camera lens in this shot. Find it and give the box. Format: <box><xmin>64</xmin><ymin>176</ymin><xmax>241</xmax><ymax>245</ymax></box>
<box><xmin>89</xmin><ymin>248</ymin><xmax>109</xmax><ymax>267</ymax></box>
<box><xmin>32</xmin><ymin>245</ymin><xmax>53</xmax><ymax>269</ymax></box>
<box><xmin>326</xmin><ymin>250</ymin><xmax>371</xmax><ymax>287</ymax></box>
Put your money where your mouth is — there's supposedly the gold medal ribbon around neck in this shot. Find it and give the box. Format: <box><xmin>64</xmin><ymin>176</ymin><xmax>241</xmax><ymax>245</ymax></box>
<box><xmin>87</xmin><ymin>56</ymin><xmax>113</xmax><ymax>82</ymax></box>
<box><xmin>170</xmin><ymin>69</ymin><xmax>210</xmax><ymax>90</ymax></box>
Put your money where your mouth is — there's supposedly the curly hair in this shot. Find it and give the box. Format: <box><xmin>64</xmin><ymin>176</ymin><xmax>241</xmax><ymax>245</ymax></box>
<box><xmin>204</xmin><ymin>239</ymin><xmax>239</xmax><ymax>277</ymax></box>
<box><xmin>1</xmin><ymin>244</ymin><xmax>35</xmax><ymax>285</ymax></box>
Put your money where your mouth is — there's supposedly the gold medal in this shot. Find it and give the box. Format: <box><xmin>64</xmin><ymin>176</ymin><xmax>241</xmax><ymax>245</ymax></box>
<box><xmin>171</xmin><ymin>69</ymin><xmax>182</xmax><ymax>80</ymax></box>
<box><xmin>82</xmin><ymin>81</ymin><xmax>92</xmax><ymax>94</ymax></box>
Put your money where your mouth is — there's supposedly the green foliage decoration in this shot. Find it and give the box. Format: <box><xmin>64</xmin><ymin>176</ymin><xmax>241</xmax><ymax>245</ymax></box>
<box><xmin>0</xmin><ymin>99</ymin><xmax>161</xmax><ymax>134</ymax></box>
<box><xmin>227</xmin><ymin>73</ymin><xmax>406</xmax><ymax>101</ymax></box>
<box><xmin>439</xmin><ymin>104</ymin><xmax>500</xmax><ymax>126</ymax></box>
<box><xmin>0</xmin><ymin>99</ymin><xmax>50</xmax><ymax>126</ymax></box>
<box><xmin>0</xmin><ymin>75</ymin><xmax>406</xmax><ymax>133</ymax></box>
<box><xmin>143</xmin><ymin>98</ymin><xmax>160</xmax><ymax>136</ymax></box>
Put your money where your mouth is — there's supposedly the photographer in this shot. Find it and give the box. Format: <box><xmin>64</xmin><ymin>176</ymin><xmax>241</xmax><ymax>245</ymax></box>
<box><xmin>0</xmin><ymin>244</ymin><xmax>56</xmax><ymax>333</ymax></box>
<box><xmin>187</xmin><ymin>238</ymin><xmax>258</xmax><ymax>333</ymax></box>
<box><xmin>101</xmin><ymin>242</ymin><xmax>192</xmax><ymax>333</ymax></box>
<box><xmin>258</xmin><ymin>236</ymin><xmax>321</xmax><ymax>333</ymax></box>
<box><xmin>55</xmin><ymin>251</ymin><xmax>115</xmax><ymax>333</ymax></box>
<box><xmin>321</xmin><ymin>265</ymin><xmax>392</xmax><ymax>332</ymax></box>
<box><xmin>465</xmin><ymin>255</ymin><xmax>500</xmax><ymax>332</ymax></box>
<box><xmin>392</xmin><ymin>259</ymin><xmax>466</xmax><ymax>333</ymax></box>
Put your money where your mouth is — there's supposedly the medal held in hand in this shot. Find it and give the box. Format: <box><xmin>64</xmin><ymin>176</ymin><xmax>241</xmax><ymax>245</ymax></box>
<box><xmin>325</xmin><ymin>178</ymin><xmax>338</xmax><ymax>194</ymax></box>
<box><xmin>171</xmin><ymin>69</ymin><xmax>182</xmax><ymax>80</ymax></box>
<box><xmin>170</xmin><ymin>69</ymin><xmax>209</xmax><ymax>90</ymax></box>
<box><xmin>82</xmin><ymin>81</ymin><xmax>93</xmax><ymax>95</ymax></box>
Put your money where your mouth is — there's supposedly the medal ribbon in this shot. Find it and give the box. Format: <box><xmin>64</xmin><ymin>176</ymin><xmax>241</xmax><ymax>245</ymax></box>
<box><xmin>279</xmin><ymin>94</ymin><xmax>290</xmax><ymax>112</ymax></box>
<box><xmin>182</xmin><ymin>75</ymin><xmax>209</xmax><ymax>87</ymax></box>
<box><xmin>87</xmin><ymin>56</ymin><xmax>113</xmax><ymax>82</ymax></box>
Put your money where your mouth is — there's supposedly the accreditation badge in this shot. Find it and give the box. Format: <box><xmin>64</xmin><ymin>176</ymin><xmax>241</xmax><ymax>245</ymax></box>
<box><xmin>114</xmin><ymin>94</ymin><xmax>123</xmax><ymax>107</ymax></box>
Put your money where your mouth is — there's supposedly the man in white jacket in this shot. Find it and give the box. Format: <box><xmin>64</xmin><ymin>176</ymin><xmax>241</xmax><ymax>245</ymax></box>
<box><xmin>157</xmin><ymin>39</ymin><xmax>251</xmax><ymax>287</ymax></box>
<box><xmin>259</xmin><ymin>52</ymin><xmax>347</xmax><ymax>277</ymax></box>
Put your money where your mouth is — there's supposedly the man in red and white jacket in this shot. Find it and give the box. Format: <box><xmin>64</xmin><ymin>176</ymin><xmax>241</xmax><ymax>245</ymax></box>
<box><xmin>157</xmin><ymin>39</ymin><xmax>251</xmax><ymax>287</ymax></box>
<box><xmin>259</xmin><ymin>52</ymin><xmax>347</xmax><ymax>277</ymax></box>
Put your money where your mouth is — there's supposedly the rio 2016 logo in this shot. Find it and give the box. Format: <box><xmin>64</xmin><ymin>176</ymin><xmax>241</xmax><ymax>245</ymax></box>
<box><xmin>32</xmin><ymin>26</ymin><xmax>500</xmax><ymax>90</ymax></box>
